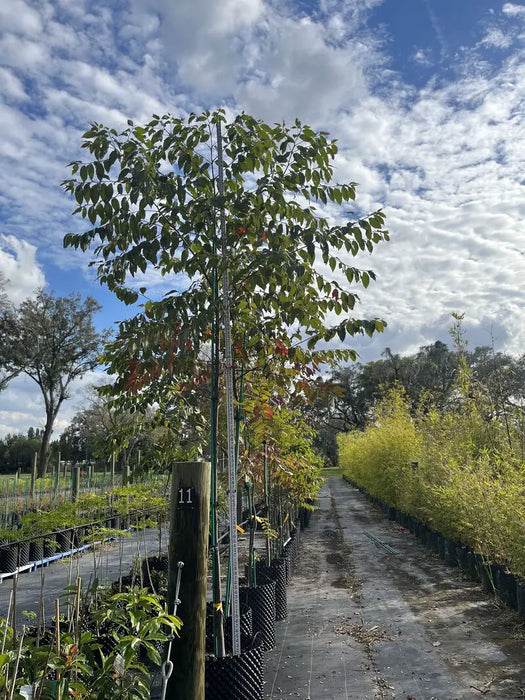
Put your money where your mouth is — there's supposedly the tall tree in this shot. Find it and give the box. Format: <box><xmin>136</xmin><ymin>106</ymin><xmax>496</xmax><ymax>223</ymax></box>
<box><xmin>64</xmin><ymin>108</ymin><xmax>389</xmax><ymax>665</ymax></box>
<box><xmin>63</xmin><ymin>110</ymin><xmax>389</xmax><ymax>407</ymax></box>
<box><xmin>2</xmin><ymin>291</ymin><xmax>103</xmax><ymax>476</ymax></box>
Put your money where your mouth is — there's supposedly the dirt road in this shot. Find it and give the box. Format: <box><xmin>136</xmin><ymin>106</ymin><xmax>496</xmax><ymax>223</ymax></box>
<box><xmin>264</xmin><ymin>477</ymin><xmax>524</xmax><ymax>700</ymax></box>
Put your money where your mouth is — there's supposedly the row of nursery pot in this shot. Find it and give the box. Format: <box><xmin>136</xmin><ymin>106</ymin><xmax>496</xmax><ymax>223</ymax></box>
<box><xmin>204</xmin><ymin>524</ymin><xmax>303</xmax><ymax>700</ymax></box>
<box><xmin>347</xmin><ymin>477</ymin><xmax>525</xmax><ymax>616</ymax></box>
<box><xmin>0</xmin><ymin>478</ymin><xmax>168</xmax><ymax>532</ymax></box>
<box><xmin>336</xmin><ymin>390</ymin><xmax>525</xmax><ymax>579</ymax></box>
<box><xmin>0</xmin><ymin>508</ymin><xmax>164</xmax><ymax>575</ymax></box>
<box><xmin>143</xmin><ymin>517</ymin><xmax>310</xmax><ymax>700</ymax></box>
<box><xmin>0</xmin><ymin>482</ymin><xmax>169</xmax><ymax>574</ymax></box>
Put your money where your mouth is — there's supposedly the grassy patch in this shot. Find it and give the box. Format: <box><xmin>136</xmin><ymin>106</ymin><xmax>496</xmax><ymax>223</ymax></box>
<box><xmin>322</xmin><ymin>466</ymin><xmax>343</xmax><ymax>478</ymax></box>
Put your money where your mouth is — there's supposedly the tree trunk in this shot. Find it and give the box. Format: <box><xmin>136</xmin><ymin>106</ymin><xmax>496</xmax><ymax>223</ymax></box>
<box><xmin>37</xmin><ymin>410</ymin><xmax>56</xmax><ymax>478</ymax></box>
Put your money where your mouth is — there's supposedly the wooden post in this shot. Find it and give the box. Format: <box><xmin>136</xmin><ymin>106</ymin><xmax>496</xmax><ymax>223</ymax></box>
<box><xmin>121</xmin><ymin>461</ymin><xmax>131</xmax><ymax>487</ymax></box>
<box><xmin>30</xmin><ymin>453</ymin><xmax>37</xmax><ymax>500</ymax></box>
<box><xmin>167</xmin><ymin>461</ymin><xmax>211</xmax><ymax>700</ymax></box>
<box><xmin>71</xmin><ymin>465</ymin><xmax>80</xmax><ymax>502</ymax></box>
<box><xmin>55</xmin><ymin>452</ymin><xmax>61</xmax><ymax>494</ymax></box>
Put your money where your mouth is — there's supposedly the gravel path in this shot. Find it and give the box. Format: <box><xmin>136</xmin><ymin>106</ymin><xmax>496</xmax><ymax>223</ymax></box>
<box><xmin>264</xmin><ymin>477</ymin><xmax>524</xmax><ymax>700</ymax></box>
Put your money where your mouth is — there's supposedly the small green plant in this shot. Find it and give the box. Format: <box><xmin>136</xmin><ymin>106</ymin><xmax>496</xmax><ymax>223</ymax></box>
<box><xmin>0</xmin><ymin>585</ymin><xmax>181</xmax><ymax>700</ymax></box>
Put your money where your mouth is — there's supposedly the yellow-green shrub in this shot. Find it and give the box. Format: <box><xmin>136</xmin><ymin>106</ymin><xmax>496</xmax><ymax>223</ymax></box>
<box><xmin>337</xmin><ymin>388</ymin><xmax>422</xmax><ymax>510</ymax></box>
<box><xmin>337</xmin><ymin>388</ymin><xmax>525</xmax><ymax>576</ymax></box>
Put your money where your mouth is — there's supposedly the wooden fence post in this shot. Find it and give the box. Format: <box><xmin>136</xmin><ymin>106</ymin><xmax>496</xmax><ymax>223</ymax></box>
<box><xmin>72</xmin><ymin>465</ymin><xmax>80</xmax><ymax>502</ymax></box>
<box><xmin>30</xmin><ymin>453</ymin><xmax>37</xmax><ymax>500</ymax></box>
<box><xmin>167</xmin><ymin>461</ymin><xmax>211</xmax><ymax>700</ymax></box>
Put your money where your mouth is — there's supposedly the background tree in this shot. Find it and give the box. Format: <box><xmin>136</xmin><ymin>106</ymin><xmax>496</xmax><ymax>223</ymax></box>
<box><xmin>2</xmin><ymin>291</ymin><xmax>103</xmax><ymax>477</ymax></box>
<box><xmin>0</xmin><ymin>431</ymin><xmax>42</xmax><ymax>474</ymax></box>
<box><xmin>62</xmin><ymin>387</ymin><xmax>200</xmax><ymax>477</ymax></box>
<box><xmin>306</xmin><ymin>338</ymin><xmax>525</xmax><ymax>465</ymax></box>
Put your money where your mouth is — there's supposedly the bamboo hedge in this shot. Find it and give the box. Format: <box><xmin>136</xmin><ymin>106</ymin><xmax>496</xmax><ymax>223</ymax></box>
<box><xmin>337</xmin><ymin>388</ymin><xmax>525</xmax><ymax>577</ymax></box>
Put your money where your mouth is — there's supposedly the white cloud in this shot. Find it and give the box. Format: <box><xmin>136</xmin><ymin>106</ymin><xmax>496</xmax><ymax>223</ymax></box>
<box><xmin>480</xmin><ymin>27</ymin><xmax>514</xmax><ymax>49</ymax></box>
<box><xmin>0</xmin><ymin>0</ymin><xmax>43</xmax><ymax>35</ymax></box>
<box><xmin>0</xmin><ymin>236</ymin><xmax>45</xmax><ymax>304</ymax></box>
<box><xmin>0</xmin><ymin>67</ymin><xmax>29</xmax><ymax>102</ymax></box>
<box><xmin>0</xmin><ymin>0</ymin><xmax>524</xmax><ymax>429</ymax></box>
<box><xmin>413</xmin><ymin>49</ymin><xmax>432</xmax><ymax>65</ymax></box>
<box><xmin>502</xmin><ymin>3</ymin><xmax>525</xmax><ymax>17</ymax></box>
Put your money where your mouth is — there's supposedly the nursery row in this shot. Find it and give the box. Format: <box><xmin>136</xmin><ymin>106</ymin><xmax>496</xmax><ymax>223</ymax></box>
<box><xmin>347</xmin><ymin>479</ymin><xmax>525</xmax><ymax>615</ymax></box>
<box><xmin>0</xmin><ymin>506</ymin><xmax>313</xmax><ymax>700</ymax></box>
<box><xmin>338</xmin><ymin>389</ymin><xmax>525</xmax><ymax>578</ymax></box>
<box><xmin>0</xmin><ymin>472</ymin><xmax>154</xmax><ymax>529</ymax></box>
<box><xmin>0</xmin><ymin>506</ymin><xmax>162</xmax><ymax>577</ymax></box>
<box><xmin>159</xmin><ymin>507</ymin><xmax>312</xmax><ymax>700</ymax></box>
<box><xmin>0</xmin><ymin>480</ymin><xmax>169</xmax><ymax>575</ymax></box>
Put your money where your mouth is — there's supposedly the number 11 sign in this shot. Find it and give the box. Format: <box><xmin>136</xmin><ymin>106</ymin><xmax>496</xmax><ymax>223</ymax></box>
<box><xmin>178</xmin><ymin>486</ymin><xmax>196</xmax><ymax>509</ymax></box>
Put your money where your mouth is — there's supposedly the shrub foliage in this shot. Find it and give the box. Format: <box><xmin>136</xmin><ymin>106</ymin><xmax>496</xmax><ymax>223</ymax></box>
<box><xmin>338</xmin><ymin>387</ymin><xmax>525</xmax><ymax>576</ymax></box>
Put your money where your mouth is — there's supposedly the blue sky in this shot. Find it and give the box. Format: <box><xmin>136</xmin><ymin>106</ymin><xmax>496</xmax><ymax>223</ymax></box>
<box><xmin>0</xmin><ymin>0</ymin><xmax>524</xmax><ymax>436</ymax></box>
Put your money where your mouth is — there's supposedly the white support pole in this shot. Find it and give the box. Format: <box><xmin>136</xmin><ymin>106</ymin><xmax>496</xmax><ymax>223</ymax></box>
<box><xmin>216</xmin><ymin>117</ymin><xmax>241</xmax><ymax>657</ymax></box>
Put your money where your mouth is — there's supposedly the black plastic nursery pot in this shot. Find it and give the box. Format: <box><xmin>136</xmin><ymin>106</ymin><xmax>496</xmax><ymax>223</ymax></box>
<box><xmin>142</xmin><ymin>554</ymin><xmax>168</xmax><ymax>574</ymax></box>
<box><xmin>29</xmin><ymin>538</ymin><xmax>44</xmax><ymax>562</ymax></box>
<box><xmin>254</xmin><ymin>560</ymin><xmax>287</xmax><ymax>621</ymax></box>
<box><xmin>282</xmin><ymin>553</ymin><xmax>291</xmax><ymax>584</ymax></box>
<box><xmin>18</xmin><ymin>540</ymin><xmax>29</xmax><ymax>566</ymax></box>
<box><xmin>56</xmin><ymin>529</ymin><xmax>73</xmax><ymax>553</ymax></box>
<box><xmin>417</xmin><ymin>524</ymin><xmax>429</xmax><ymax>547</ymax></box>
<box><xmin>0</xmin><ymin>542</ymin><xmax>18</xmax><ymax>573</ymax></box>
<box><xmin>477</xmin><ymin>557</ymin><xmax>498</xmax><ymax>594</ymax></box>
<box><xmin>282</xmin><ymin>535</ymin><xmax>299</xmax><ymax>581</ymax></box>
<box><xmin>455</xmin><ymin>545</ymin><xmax>469</xmax><ymax>571</ymax></box>
<box><xmin>240</xmin><ymin>580</ymin><xmax>276</xmax><ymax>651</ymax></box>
<box><xmin>516</xmin><ymin>578</ymin><xmax>525</xmax><ymax>616</ymax></box>
<box><xmin>395</xmin><ymin>511</ymin><xmax>410</xmax><ymax>529</ymax></box>
<box><xmin>72</xmin><ymin>527</ymin><xmax>85</xmax><ymax>547</ymax></box>
<box><xmin>443</xmin><ymin>538</ymin><xmax>458</xmax><ymax>567</ymax></box>
<box><xmin>466</xmin><ymin>551</ymin><xmax>480</xmax><ymax>582</ymax></box>
<box><xmin>284</xmin><ymin>528</ymin><xmax>299</xmax><ymax>561</ymax></box>
<box><xmin>426</xmin><ymin>530</ymin><xmax>440</xmax><ymax>555</ymax></box>
<box><xmin>206</xmin><ymin>602</ymin><xmax>253</xmax><ymax>654</ymax></box>
<box><xmin>43</xmin><ymin>535</ymin><xmax>58</xmax><ymax>558</ymax></box>
<box><xmin>299</xmin><ymin>507</ymin><xmax>310</xmax><ymax>530</ymax></box>
<box><xmin>495</xmin><ymin>567</ymin><xmax>517</xmax><ymax>610</ymax></box>
<box><xmin>205</xmin><ymin>636</ymin><xmax>264</xmax><ymax>700</ymax></box>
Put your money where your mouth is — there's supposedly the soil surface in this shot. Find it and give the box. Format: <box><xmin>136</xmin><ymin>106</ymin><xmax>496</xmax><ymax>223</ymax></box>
<box><xmin>264</xmin><ymin>477</ymin><xmax>524</xmax><ymax>700</ymax></box>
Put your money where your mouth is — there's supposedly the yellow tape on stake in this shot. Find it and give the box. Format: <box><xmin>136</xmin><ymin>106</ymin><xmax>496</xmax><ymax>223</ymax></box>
<box><xmin>236</xmin><ymin>525</ymin><xmax>245</xmax><ymax>534</ymax></box>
